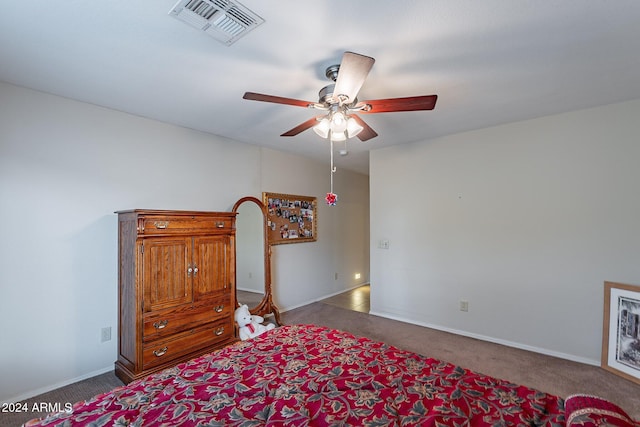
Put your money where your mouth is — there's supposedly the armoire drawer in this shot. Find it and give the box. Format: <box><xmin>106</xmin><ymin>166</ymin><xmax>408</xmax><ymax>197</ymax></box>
<box><xmin>143</xmin><ymin>298</ymin><xmax>232</xmax><ymax>342</ymax></box>
<box><xmin>142</xmin><ymin>320</ymin><xmax>233</xmax><ymax>370</ymax></box>
<box><xmin>140</xmin><ymin>216</ymin><xmax>233</xmax><ymax>235</ymax></box>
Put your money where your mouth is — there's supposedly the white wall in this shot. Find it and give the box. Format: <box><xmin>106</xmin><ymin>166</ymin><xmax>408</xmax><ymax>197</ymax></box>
<box><xmin>261</xmin><ymin>148</ymin><xmax>370</xmax><ymax>310</ymax></box>
<box><xmin>0</xmin><ymin>82</ymin><xmax>369</xmax><ymax>403</ymax></box>
<box><xmin>370</xmin><ymin>98</ymin><xmax>640</xmax><ymax>365</ymax></box>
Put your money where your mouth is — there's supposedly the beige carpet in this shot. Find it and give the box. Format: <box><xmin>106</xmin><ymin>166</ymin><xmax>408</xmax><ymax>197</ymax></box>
<box><xmin>3</xmin><ymin>302</ymin><xmax>639</xmax><ymax>426</ymax></box>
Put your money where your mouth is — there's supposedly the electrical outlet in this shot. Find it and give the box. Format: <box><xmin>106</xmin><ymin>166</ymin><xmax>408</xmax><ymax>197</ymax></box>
<box><xmin>459</xmin><ymin>301</ymin><xmax>469</xmax><ymax>312</ymax></box>
<box><xmin>101</xmin><ymin>327</ymin><xmax>112</xmax><ymax>343</ymax></box>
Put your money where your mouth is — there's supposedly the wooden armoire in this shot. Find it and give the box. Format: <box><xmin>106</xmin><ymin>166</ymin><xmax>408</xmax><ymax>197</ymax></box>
<box><xmin>114</xmin><ymin>209</ymin><xmax>237</xmax><ymax>383</ymax></box>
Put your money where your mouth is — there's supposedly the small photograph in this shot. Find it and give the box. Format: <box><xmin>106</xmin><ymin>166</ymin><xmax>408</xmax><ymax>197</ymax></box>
<box><xmin>267</xmin><ymin>198</ymin><xmax>282</xmax><ymax>209</ymax></box>
<box><xmin>279</xmin><ymin>223</ymin><xmax>289</xmax><ymax>239</ymax></box>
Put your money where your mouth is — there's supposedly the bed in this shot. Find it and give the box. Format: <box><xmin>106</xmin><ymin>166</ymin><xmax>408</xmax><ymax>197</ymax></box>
<box><xmin>25</xmin><ymin>325</ymin><xmax>638</xmax><ymax>426</ymax></box>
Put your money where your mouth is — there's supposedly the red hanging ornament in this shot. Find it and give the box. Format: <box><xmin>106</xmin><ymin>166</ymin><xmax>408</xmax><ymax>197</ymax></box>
<box><xmin>325</xmin><ymin>192</ymin><xmax>338</xmax><ymax>206</ymax></box>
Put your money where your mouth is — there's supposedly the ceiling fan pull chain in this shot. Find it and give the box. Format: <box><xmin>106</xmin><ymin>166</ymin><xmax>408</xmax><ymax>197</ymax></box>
<box><xmin>326</xmin><ymin>139</ymin><xmax>338</xmax><ymax>206</ymax></box>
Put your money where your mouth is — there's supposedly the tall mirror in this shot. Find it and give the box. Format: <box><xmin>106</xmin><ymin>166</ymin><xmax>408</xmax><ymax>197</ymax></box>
<box><xmin>233</xmin><ymin>196</ymin><xmax>281</xmax><ymax>325</ymax></box>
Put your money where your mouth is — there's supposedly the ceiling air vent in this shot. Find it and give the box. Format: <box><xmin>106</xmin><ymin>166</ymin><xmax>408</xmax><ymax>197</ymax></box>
<box><xmin>169</xmin><ymin>0</ymin><xmax>264</xmax><ymax>46</ymax></box>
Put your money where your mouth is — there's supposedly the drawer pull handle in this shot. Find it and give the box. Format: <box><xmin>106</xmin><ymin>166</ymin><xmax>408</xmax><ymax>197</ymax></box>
<box><xmin>214</xmin><ymin>327</ymin><xmax>225</xmax><ymax>336</ymax></box>
<box><xmin>153</xmin><ymin>221</ymin><xmax>169</xmax><ymax>229</ymax></box>
<box><xmin>214</xmin><ymin>305</ymin><xmax>224</xmax><ymax>313</ymax></box>
<box><xmin>153</xmin><ymin>347</ymin><xmax>168</xmax><ymax>357</ymax></box>
<box><xmin>153</xmin><ymin>320</ymin><xmax>168</xmax><ymax>329</ymax></box>
<box><xmin>215</xmin><ymin>221</ymin><xmax>225</xmax><ymax>228</ymax></box>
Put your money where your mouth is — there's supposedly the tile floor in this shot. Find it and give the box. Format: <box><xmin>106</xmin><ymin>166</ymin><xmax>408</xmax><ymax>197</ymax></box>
<box><xmin>320</xmin><ymin>284</ymin><xmax>370</xmax><ymax>313</ymax></box>
<box><xmin>238</xmin><ymin>284</ymin><xmax>371</xmax><ymax>314</ymax></box>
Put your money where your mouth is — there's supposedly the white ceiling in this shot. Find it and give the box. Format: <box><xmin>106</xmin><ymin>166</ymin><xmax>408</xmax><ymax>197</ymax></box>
<box><xmin>2</xmin><ymin>1</ymin><xmax>640</xmax><ymax>175</ymax></box>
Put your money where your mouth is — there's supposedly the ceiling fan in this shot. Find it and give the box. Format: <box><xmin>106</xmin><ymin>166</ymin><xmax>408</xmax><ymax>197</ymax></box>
<box><xmin>242</xmin><ymin>51</ymin><xmax>438</xmax><ymax>143</ymax></box>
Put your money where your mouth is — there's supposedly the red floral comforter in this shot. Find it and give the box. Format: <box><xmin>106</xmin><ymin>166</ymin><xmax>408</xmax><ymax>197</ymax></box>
<box><xmin>27</xmin><ymin>325</ymin><xmax>567</xmax><ymax>426</ymax></box>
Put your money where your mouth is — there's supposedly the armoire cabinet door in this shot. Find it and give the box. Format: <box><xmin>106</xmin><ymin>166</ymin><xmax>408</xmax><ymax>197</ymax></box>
<box><xmin>192</xmin><ymin>235</ymin><xmax>233</xmax><ymax>301</ymax></box>
<box><xmin>142</xmin><ymin>237</ymin><xmax>193</xmax><ymax>312</ymax></box>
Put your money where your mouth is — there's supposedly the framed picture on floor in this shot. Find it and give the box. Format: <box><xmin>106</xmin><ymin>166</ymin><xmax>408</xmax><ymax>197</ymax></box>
<box><xmin>602</xmin><ymin>281</ymin><xmax>640</xmax><ymax>385</ymax></box>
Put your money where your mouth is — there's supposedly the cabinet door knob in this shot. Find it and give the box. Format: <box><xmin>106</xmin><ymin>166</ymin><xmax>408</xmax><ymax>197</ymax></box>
<box><xmin>193</xmin><ymin>265</ymin><xmax>199</xmax><ymax>276</ymax></box>
<box><xmin>213</xmin><ymin>305</ymin><xmax>224</xmax><ymax>313</ymax></box>
<box><xmin>187</xmin><ymin>265</ymin><xmax>193</xmax><ymax>277</ymax></box>
<box><xmin>153</xmin><ymin>320</ymin><xmax>168</xmax><ymax>329</ymax></box>
<box><xmin>153</xmin><ymin>346</ymin><xmax>168</xmax><ymax>357</ymax></box>
<box><xmin>214</xmin><ymin>327</ymin><xmax>225</xmax><ymax>336</ymax></box>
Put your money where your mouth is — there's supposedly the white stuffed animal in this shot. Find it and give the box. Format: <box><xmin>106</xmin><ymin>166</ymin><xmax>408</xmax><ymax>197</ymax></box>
<box><xmin>235</xmin><ymin>304</ymin><xmax>275</xmax><ymax>340</ymax></box>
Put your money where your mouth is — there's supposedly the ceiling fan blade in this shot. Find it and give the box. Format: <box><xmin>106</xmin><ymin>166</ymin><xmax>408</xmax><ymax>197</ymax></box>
<box><xmin>351</xmin><ymin>115</ymin><xmax>378</xmax><ymax>142</ymax></box>
<box><xmin>333</xmin><ymin>52</ymin><xmax>375</xmax><ymax>102</ymax></box>
<box><xmin>358</xmin><ymin>95</ymin><xmax>438</xmax><ymax>114</ymax></box>
<box><xmin>281</xmin><ymin>117</ymin><xmax>320</xmax><ymax>137</ymax></box>
<box><xmin>243</xmin><ymin>92</ymin><xmax>313</xmax><ymax>108</ymax></box>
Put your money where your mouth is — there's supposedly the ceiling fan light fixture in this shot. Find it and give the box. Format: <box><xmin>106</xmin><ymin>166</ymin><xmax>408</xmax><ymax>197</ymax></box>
<box><xmin>330</xmin><ymin>130</ymin><xmax>346</xmax><ymax>142</ymax></box>
<box><xmin>313</xmin><ymin>117</ymin><xmax>330</xmax><ymax>138</ymax></box>
<box><xmin>330</xmin><ymin>111</ymin><xmax>347</xmax><ymax>133</ymax></box>
<box><xmin>314</xmin><ymin>111</ymin><xmax>363</xmax><ymax>141</ymax></box>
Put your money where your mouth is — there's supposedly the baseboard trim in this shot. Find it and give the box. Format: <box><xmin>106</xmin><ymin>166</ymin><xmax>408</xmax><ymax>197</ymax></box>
<box><xmin>236</xmin><ymin>287</ymin><xmax>263</xmax><ymax>294</ymax></box>
<box><xmin>368</xmin><ymin>310</ymin><xmax>599</xmax><ymax>367</ymax></box>
<box><xmin>1</xmin><ymin>365</ymin><xmax>114</xmax><ymax>405</ymax></box>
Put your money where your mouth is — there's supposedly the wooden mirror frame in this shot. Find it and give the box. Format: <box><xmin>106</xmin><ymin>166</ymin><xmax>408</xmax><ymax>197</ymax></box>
<box><xmin>232</xmin><ymin>196</ymin><xmax>282</xmax><ymax>325</ymax></box>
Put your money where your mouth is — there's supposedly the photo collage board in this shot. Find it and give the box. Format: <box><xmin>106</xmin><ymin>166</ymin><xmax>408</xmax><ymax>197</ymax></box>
<box><xmin>263</xmin><ymin>192</ymin><xmax>317</xmax><ymax>245</ymax></box>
